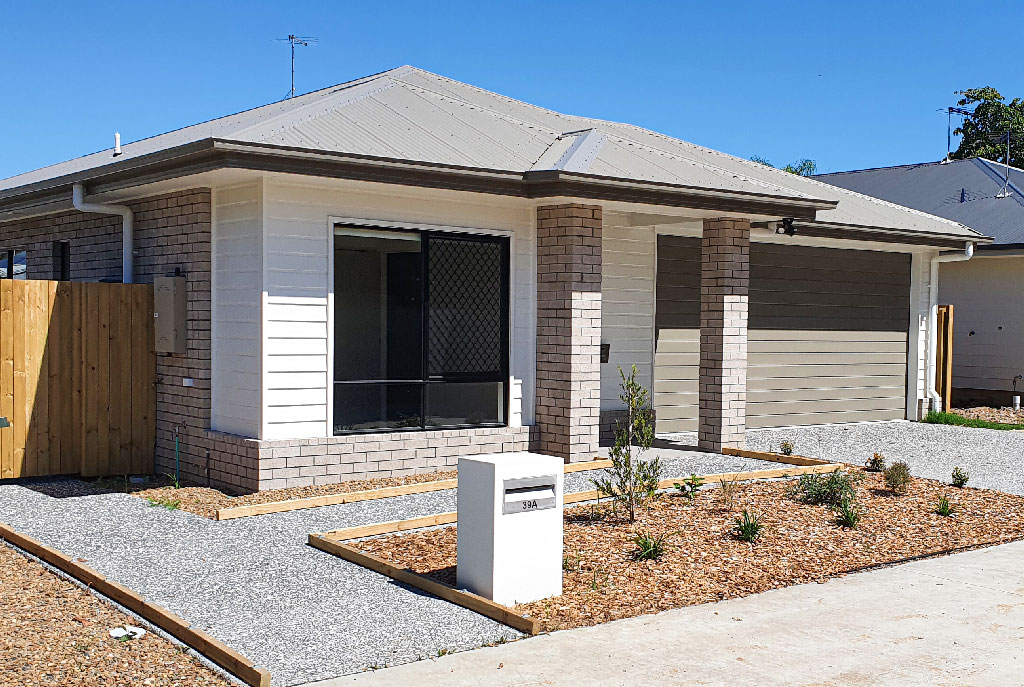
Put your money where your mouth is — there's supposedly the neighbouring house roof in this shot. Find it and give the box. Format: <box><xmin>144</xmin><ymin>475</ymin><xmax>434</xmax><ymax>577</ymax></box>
<box><xmin>817</xmin><ymin>158</ymin><xmax>1024</xmax><ymax>247</ymax></box>
<box><xmin>0</xmin><ymin>66</ymin><xmax>984</xmax><ymax>246</ymax></box>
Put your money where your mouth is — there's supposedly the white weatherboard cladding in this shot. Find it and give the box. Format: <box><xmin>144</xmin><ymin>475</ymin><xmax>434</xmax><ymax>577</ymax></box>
<box><xmin>600</xmin><ymin>224</ymin><xmax>655</xmax><ymax>410</ymax></box>
<box><xmin>260</xmin><ymin>179</ymin><xmax>536</xmax><ymax>440</ymax></box>
<box><xmin>211</xmin><ymin>183</ymin><xmax>263</xmax><ymax>436</ymax></box>
<box><xmin>940</xmin><ymin>256</ymin><xmax>1024</xmax><ymax>392</ymax></box>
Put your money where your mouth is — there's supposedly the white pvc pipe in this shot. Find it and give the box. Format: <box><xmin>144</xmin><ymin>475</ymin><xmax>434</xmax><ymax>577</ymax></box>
<box><xmin>926</xmin><ymin>242</ymin><xmax>974</xmax><ymax>412</ymax></box>
<box><xmin>72</xmin><ymin>183</ymin><xmax>133</xmax><ymax>283</ymax></box>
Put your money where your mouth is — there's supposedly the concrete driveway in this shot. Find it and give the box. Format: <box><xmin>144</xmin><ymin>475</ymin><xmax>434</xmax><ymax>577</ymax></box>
<box><xmin>315</xmin><ymin>540</ymin><xmax>1024</xmax><ymax>687</ymax></box>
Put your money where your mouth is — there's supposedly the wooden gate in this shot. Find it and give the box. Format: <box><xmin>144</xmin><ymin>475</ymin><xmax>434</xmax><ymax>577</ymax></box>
<box><xmin>0</xmin><ymin>280</ymin><xmax>155</xmax><ymax>479</ymax></box>
<box><xmin>935</xmin><ymin>304</ymin><xmax>954</xmax><ymax>412</ymax></box>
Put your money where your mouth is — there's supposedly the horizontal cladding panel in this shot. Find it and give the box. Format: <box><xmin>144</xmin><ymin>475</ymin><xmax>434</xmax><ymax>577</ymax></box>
<box><xmin>750</xmin><ymin>338</ymin><xmax>907</xmax><ymax>354</ymax></box>
<box><xmin>748</xmin><ymin>397</ymin><xmax>905</xmax><ymax>417</ymax></box>
<box><xmin>749</xmin><ymin>389</ymin><xmax>905</xmax><ymax>406</ymax></box>
<box><xmin>263</xmin><ymin>404</ymin><xmax>327</xmax><ymax>423</ymax></box>
<box><xmin>653</xmin><ymin>399</ymin><xmax>698</xmax><ymax>421</ymax></box>
<box><xmin>654</xmin><ymin>352</ymin><xmax>699</xmax><ymax>369</ymax></box>
<box><xmin>747</xmin><ymin>407</ymin><xmax>906</xmax><ymax>429</ymax></box>
<box><xmin>266</xmin><ymin>387</ymin><xmax>329</xmax><ymax>406</ymax></box>
<box><xmin>266</xmin><ymin>354</ymin><xmax>329</xmax><ymax>373</ymax></box>
<box><xmin>654</xmin><ymin>379</ymin><xmax>699</xmax><ymax>394</ymax></box>
<box><xmin>750</xmin><ymin>330</ymin><xmax>908</xmax><ymax>342</ymax></box>
<box><xmin>749</xmin><ymin>363</ymin><xmax>906</xmax><ymax>378</ymax></box>
<box><xmin>266</xmin><ymin>371</ymin><xmax>328</xmax><ymax>389</ymax></box>
<box><xmin>748</xmin><ymin>375</ymin><xmax>906</xmax><ymax>391</ymax></box>
<box><xmin>750</xmin><ymin>288</ymin><xmax>908</xmax><ymax>309</ymax></box>
<box><xmin>265</xmin><ymin>338</ymin><xmax>328</xmax><ymax>356</ymax></box>
<box><xmin>654</xmin><ymin>417</ymin><xmax>697</xmax><ymax>433</ymax></box>
<box><xmin>749</xmin><ymin>351</ymin><xmax>907</xmax><ymax>366</ymax></box>
<box><xmin>264</xmin><ymin>421</ymin><xmax>327</xmax><ymax>440</ymax></box>
<box><xmin>265</xmin><ymin>303</ymin><xmax>329</xmax><ymax>323</ymax></box>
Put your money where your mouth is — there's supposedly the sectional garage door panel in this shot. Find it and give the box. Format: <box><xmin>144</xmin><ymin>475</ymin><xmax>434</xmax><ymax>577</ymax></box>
<box><xmin>653</xmin><ymin>235</ymin><xmax>700</xmax><ymax>433</ymax></box>
<box><xmin>747</xmin><ymin>244</ymin><xmax>910</xmax><ymax>429</ymax></box>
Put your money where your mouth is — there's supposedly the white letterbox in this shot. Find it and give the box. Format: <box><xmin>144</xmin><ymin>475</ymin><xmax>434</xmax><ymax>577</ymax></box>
<box><xmin>457</xmin><ymin>452</ymin><xmax>563</xmax><ymax>606</ymax></box>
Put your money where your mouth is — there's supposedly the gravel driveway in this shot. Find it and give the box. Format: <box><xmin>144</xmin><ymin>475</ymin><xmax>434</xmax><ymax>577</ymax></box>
<box><xmin>0</xmin><ymin>448</ymin><xmax>779</xmax><ymax>686</ymax></box>
<box><xmin>690</xmin><ymin>420</ymin><xmax>1024</xmax><ymax>497</ymax></box>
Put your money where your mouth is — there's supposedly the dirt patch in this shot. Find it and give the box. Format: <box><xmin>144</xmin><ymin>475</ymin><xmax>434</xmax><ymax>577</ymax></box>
<box><xmin>89</xmin><ymin>470</ymin><xmax>458</xmax><ymax>519</ymax></box>
<box><xmin>359</xmin><ymin>471</ymin><xmax>1024</xmax><ymax>632</ymax></box>
<box><xmin>952</xmin><ymin>406</ymin><xmax>1024</xmax><ymax>425</ymax></box>
<box><xmin>0</xmin><ymin>542</ymin><xmax>231</xmax><ymax>687</ymax></box>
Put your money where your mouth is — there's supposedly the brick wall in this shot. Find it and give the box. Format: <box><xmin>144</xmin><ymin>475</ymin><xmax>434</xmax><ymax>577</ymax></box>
<box><xmin>210</xmin><ymin>425</ymin><xmax>536</xmax><ymax>490</ymax></box>
<box><xmin>698</xmin><ymin>217</ymin><xmax>750</xmax><ymax>451</ymax></box>
<box><xmin>0</xmin><ymin>189</ymin><xmax>249</xmax><ymax>490</ymax></box>
<box><xmin>535</xmin><ymin>204</ymin><xmax>602</xmax><ymax>463</ymax></box>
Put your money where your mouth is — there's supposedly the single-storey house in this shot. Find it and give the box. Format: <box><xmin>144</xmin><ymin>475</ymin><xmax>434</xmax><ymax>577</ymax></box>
<box><xmin>818</xmin><ymin>158</ymin><xmax>1022</xmax><ymax>406</ymax></box>
<box><xmin>0</xmin><ymin>66</ymin><xmax>987</xmax><ymax>492</ymax></box>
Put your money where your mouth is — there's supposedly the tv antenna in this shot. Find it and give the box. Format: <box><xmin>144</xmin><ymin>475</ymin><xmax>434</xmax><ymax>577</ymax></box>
<box><xmin>941</xmin><ymin>106</ymin><xmax>973</xmax><ymax>163</ymax></box>
<box><xmin>276</xmin><ymin>35</ymin><xmax>318</xmax><ymax>98</ymax></box>
<box><xmin>988</xmin><ymin>131</ymin><xmax>1013</xmax><ymax>198</ymax></box>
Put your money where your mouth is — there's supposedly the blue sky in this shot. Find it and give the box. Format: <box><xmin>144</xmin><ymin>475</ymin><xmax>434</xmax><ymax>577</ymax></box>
<box><xmin>2</xmin><ymin>0</ymin><xmax>1022</xmax><ymax>181</ymax></box>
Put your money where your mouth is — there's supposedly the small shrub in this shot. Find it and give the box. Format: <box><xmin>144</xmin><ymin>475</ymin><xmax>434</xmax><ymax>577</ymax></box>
<box><xmin>562</xmin><ymin>550</ymin><xmax>582</xmax><ymax>572</ymax></box>
<box><xmin>790</xmin><ymin>470</ymin><xmax>859</xmax><ymax>507</ymax></box>
<box><xmin>719</xmin><ymin>475</ymin><xmax>739</xmax><ymax>511</ymax></box>
<box><xmin>592</xmin><ymin>365</ymin><xmax>662</xmax><ymax>522</ymax></box>
<box><xmin>779</xmin><ymin>440</ymin><xmax>795</xmax><ymax>456</ymax></box>
<box><xmin>951</xmin><ymin>467</ymin><xmax>970</xmax><ymax>488</ymax></box>
<box><xmin>883</xmin><ymin>461</ymin><xmax>912</xmax><ymax>495</ymax></box>
<box><xmin>631</xmin><ymin>530</ymin><xmax>669</xmax><ymax>561</ymax></box>
<box><xmin>734</xmin><ymin>510</ymin><xmax>763</xmax><ymax>543</ymax></box>
<box><xmin>934</xmin><ymin>495</ymin><xmax>954</xmax><ymax>517</ymax></box>
<box><xmin>146</xmin><ymin>496</ymin><xmax>180</xmax><ymax>510</ymax></box>
<box><xmin>673</xmin><ymin>473</ymin><xmax>705</xmax><ymax>501</ymax></box>
<box><xmin>832</xmin><ymin>495</ymin><xmax>863</xmax><ymax>529</ymax></box>
<box><xmin>864</xmin><ymin>452</ymin><xmax>886</xmax><ymax>472</ymax></box>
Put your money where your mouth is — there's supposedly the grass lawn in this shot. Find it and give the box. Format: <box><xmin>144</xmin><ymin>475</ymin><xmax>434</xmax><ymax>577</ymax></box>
<box><xmin>923</xmin><ymin>411</ymin><xmax>1024</xmax><ymax>431</ymax></box>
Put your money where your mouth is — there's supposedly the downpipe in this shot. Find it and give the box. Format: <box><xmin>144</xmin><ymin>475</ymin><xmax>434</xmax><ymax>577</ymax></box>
<box><xmin>72</xmin><ymin>183</ymin><xmax>133</xmax><ymax>283</ymax></box>
<box><xmin>926</xmin><ymin>242</ymin><xmax>975</xmax><ymax>413</ymax></box>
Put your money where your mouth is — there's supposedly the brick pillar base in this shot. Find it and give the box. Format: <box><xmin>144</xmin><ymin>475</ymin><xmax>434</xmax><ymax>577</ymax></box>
<box><xmin>698</xmin><ymin>217</ymin><xmax>749</xmax><ymax>452</ymax></box>
<box><xmin>536</xmin><ymin>204</ymin><xmax>602</xmax><ymax>462</ymax></box>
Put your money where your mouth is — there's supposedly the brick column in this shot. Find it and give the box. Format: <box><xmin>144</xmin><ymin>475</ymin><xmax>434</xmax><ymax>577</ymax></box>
<box><xmin>536</xmin><ymin>204</ymin><xmax>602</xmax><ymax>462</ymax></box>
<box><xmin>698</xmin><ymin>217</ymin><xmax>750</xmax><ymax>452</ymax></box>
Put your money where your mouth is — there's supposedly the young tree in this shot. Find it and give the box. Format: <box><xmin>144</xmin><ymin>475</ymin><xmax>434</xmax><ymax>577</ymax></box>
<box><xmin>951</xmin><ymin>87</ymin><xmax>1024</xmax><ymax>167</ymax></box>
<box><xmin>592</xmin><ymin>365</ymin><xmax>662</xmax><ymax>522</ymax></box>
<box><xmin>749</xmin><ymin>156</ymin><xmax>818</xmax><ymax>176</ymax></box>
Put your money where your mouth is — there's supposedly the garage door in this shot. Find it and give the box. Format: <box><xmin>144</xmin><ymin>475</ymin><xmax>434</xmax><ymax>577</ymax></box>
<box><xmin>653</xmin><ymin>237</ymin><xmax>910</xmax><ymax>433</ymax></box>
<box><xmin>653</xmin><ymin>236</ymin><xmax>700</xmax><ymax>433</ymax></box>
<box><xmin>748</xmin><ymin>243</ymin><xmax>910</xmax><ymax>428</ymax></box>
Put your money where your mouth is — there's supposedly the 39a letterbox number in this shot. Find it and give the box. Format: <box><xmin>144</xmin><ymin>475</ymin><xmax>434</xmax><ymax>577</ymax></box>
<box><xmin>502</xmin><ymin>477</ymin><xmax>557</xmax><ymax>514</ymax></box>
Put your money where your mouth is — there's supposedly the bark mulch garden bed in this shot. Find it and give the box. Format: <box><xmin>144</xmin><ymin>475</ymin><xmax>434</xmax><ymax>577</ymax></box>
<box><xmin>87</xmin><ymin>470</ymin><xmax>458</xmax><ymax>519</ymax></box>
<box><xmin>952</xmin><ymin>406</ymin><xmax>1024</xmax><ymax>426</ymax></box>
<box><xmin>359</xmin><ymin>470</ymin><xmax>1024</xmax><ymax>633</ymax></box>
<box><xmin>0</xmin><ymin>542</ymin><xmax>230</xmax><ymax>687</ymax></box>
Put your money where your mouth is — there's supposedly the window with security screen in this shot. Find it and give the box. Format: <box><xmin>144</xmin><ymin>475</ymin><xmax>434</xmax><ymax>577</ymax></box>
<box><xmin>332</xmin><ymin>225</ymin><xmax>509</xmax><ymax>434</ymax></box>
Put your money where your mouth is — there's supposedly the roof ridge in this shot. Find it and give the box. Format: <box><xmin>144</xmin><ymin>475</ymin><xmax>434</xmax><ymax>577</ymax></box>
<box><xmin>234</xmin><ymin>69</ymin><xmax>405</xmax><ymax>143</ymax></box>
<box><xmin>391</xmin><ymin>74</ymin><xmax>564</xmax><ymax>137</ymax></box>
<box><xmin>592</xmin><ymin>130</ymin><xmax>819</xmax><ymax>199</ymax></box>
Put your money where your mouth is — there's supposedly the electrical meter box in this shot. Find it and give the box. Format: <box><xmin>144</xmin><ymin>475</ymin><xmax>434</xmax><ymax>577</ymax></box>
<box><xmin>457</xmin><ymin>452</ymin><xmax>563</xmax><ymax>606</ymax></box>
<box><xmin>154</xmin><ymin>276</ymin><xmax>187</xmax><ymax>354</ymax></box>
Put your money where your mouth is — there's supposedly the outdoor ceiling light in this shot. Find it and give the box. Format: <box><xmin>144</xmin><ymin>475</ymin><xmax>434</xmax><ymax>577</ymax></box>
<box><xmin>775</xmin><ymin>218</ymin><xmax>797</xmax><ymax>236</ymax></box>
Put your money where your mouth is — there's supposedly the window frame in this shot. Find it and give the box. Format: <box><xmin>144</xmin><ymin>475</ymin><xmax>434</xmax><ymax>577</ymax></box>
<box><xmin>329</xmin><ymin>218</ymin><xmax>513</xmax><ymax>435</ymax></box>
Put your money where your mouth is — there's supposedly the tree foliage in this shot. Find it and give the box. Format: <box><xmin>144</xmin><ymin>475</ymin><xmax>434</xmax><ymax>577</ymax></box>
<box><xmin>749</xmin><ymin>156</ymin><xmax>818</xmax><ymax>176</ymax></box>
<box><xmin>592</xmin><ymin>365</ymin><xmax>661</xmax><ymax>522</ymax></box>
<box><xmin>951</xmin><ymin>87</ymin><xmax>1024</xmax><ymax>167</ymax></box>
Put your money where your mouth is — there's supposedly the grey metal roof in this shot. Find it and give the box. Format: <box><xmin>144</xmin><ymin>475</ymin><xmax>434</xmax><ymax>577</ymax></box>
<box><xmin>0</xmin><ymin>66</ymin><xmax>982</xmax><ymax>242</ymax></box>
<box><xmin>817</xmin><ymin>158</ymin><xmax>1024</xmax><ymax>246</ymax></box>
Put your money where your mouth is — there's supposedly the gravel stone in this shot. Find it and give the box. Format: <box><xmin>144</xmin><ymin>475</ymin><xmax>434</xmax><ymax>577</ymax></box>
<box><xmin>0</xmin><ymin>448</ymin><xmax>784</xmax><ymax>685</ymax></box>
<box><xmin>721</xmin><ymin>420</ymin><xmax>1024</xmax><ymax>496</ymax></box>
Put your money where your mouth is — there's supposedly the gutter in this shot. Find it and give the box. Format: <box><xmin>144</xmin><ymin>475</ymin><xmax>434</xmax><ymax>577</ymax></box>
<box><xmin>0</xmin><ymin>139</ymin><xmax>835</xmax><ymax>223</ymax></box>
<box><xmin>926</xmin><ymin>242</ymin><xmax>975</xmax><ymax>412</ymax></box>
<box><xmin>72</xmin><ymin>183</ymin><xmax>133</xmax><ymax>283</ymax></box>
